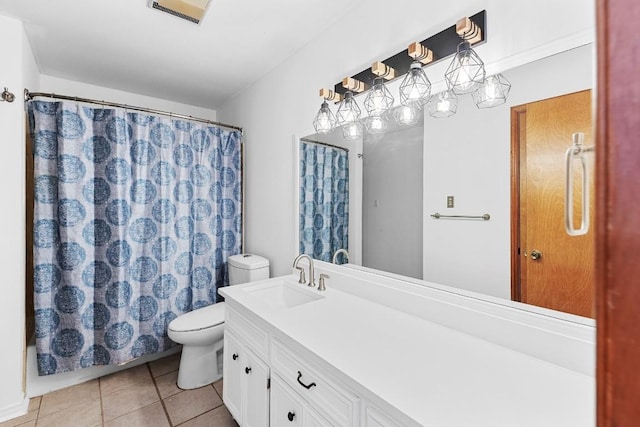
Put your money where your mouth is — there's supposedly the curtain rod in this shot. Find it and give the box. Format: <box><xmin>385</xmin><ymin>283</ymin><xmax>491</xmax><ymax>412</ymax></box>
<box><xmin>300</xmin><ymin>137</ymin><xmax>349</xmax><ymax>152</ymax></box>
<box><xmin>24</xmin><ymin>89</ymin><xmax>243</xmax><ymax>133</ymax></box>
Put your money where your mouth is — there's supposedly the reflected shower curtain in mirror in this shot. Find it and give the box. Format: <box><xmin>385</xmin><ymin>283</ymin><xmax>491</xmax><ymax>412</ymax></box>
<box><xmin>299</xmin><ymin>141</ymin><xmax>348</xmax><ymax>261</ymax></box>
<box><xmin>29</xmin><ymin>100</ymin><xmax>242</xmax><ymax>375</ymax></box>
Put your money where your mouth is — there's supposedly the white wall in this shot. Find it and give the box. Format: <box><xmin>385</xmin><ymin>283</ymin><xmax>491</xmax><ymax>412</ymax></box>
<box><xmin>423</xmin><ymin>45</ymin><xmax>594</xmax><ymax>299</ymax></box>
<box><xmin>0</xmin><ymin>15</ymin><xmax>39</xmax><ymax>422</ymax></box>
<box><xmin>363</xmin><ymin>125</ymin><xmax>423</xmax><ymax>279</ymax></box>
<box><xmin>219</xmin><ymin>0</ymin><xmax>595</xmax><ymax>277</ymax></box>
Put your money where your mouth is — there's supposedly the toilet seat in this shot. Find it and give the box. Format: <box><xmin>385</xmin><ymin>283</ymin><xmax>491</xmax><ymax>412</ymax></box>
<box><xmin>168</xmin><ymin>302</ymin><xmax>225</xmax><ymax>333</ymax></box>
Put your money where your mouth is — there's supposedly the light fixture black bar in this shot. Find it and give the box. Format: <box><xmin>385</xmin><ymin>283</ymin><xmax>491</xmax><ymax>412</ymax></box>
<box><xmin>333</xmin><ymin>10</ymin><xmax>486</xmax><ymax>96</ymax></box>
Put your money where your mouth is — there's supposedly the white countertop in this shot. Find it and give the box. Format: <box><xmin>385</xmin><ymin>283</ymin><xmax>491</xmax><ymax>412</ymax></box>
<box><xmin>220</xmin><ymin>275</ymin><xmax>594</xmax><ymax>426</ymax></box>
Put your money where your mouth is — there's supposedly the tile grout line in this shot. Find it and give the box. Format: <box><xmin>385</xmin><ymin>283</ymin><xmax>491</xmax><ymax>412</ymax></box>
<box><xmin>98</xmin><ymin>377</ymin><xmax>105</xmax><ymax>427</ymax></box>
<box><xmin>147</xmin><ymin>362</ymin><xmax>174</xmax><ymax>426</ymax></box>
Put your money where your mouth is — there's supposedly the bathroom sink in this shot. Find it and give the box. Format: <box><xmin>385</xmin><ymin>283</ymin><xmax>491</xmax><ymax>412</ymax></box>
<box><xmin>243</xmin><ymin>280</ymin><xmax>324</xmax><ymax>309</ymax></box>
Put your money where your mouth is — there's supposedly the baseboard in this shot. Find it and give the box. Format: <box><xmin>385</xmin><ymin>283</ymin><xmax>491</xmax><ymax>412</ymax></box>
<box><xmin>0</xmin><ymin>396</ymin><xmax>28</xmax><ymax>423</ymax></box>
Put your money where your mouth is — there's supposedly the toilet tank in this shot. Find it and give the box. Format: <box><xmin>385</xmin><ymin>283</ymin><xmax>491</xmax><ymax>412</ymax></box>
<box><xmin>228</xmin><ymin>254</ymin><xmax>270</xmax><ymax>285</ymax></box>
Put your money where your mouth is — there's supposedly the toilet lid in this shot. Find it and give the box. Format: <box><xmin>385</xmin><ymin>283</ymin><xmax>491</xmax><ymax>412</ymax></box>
<box><xmin>168</xmin><ymin>302</ymin><xmax>226</xmax><ymax>332</ymax></box>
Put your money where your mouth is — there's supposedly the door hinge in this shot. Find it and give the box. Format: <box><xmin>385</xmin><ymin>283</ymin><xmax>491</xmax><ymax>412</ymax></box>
<box><xmin>267</xmin><ymin>378</ymin><xmax>270</xmax><ymax>389</ymax></box>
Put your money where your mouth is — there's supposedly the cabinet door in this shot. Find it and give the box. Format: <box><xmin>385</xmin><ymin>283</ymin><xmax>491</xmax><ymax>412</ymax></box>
<box><xmin>305</xmin><ymin>407</ymin><xmax>332</xmax><ymax>427</ymax></box>
<box><xmin>223</xmin><ymin>331</ymin><xmax>243</xmax><ymax>423</ymax></box>
<box><xmin>244</xmin><ymin>347</ymin><xmax>270</xmax><ymax>427</ymax></box>
<box><xmin>271</xmin><ymin>375</ymin><xmax>333</xmax><ymax>427</ymax></box>
<box><xmin>271</xmin><ymin>375</ymin><xmax>303</xmax><ymax>427</ymax></box>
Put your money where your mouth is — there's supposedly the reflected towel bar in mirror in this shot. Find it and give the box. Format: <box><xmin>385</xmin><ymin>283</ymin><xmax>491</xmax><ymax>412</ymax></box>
<box><xmin>431</xmin><ymin>213</ymin><xmax>491</xmax><ymax>220</ymax></box>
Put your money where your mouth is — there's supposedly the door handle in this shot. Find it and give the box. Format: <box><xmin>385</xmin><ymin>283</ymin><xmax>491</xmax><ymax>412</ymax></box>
<box><xmin>530</xmin><ymin>250</ymin><xmax>542</xmax><ymax>261</ymax></box>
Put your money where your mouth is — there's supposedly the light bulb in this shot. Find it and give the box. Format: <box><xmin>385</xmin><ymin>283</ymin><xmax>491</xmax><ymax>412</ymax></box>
<box><xmin>342</xmin><ymin>122</ymin><xmax>363</xmax><ymax>140</ymax></box>
<box><xmin>472</xmin><ymin>74</ymin><xmax>511</xmax><ymax>109</ymax></box>
<box><xmin>393</xmin><ymin>105</ymin><xmax>420</xmax><ymax>126</ymax></box>
<box><xmin>454</xmin><ymin>56</ymin><xmax>475</xmax><ymax>92</ymax></box>
<box><xmin>484</xmin><ymin>79</ymin><xmax>499</xmax><ymax>99</ymax></box>
<box><xmin>436</xmin><ymin>99</ymin><xmax>450</xmax><ymax>113</ymax></box>
<box><xmin>364</xmin><ymin>116</ymin><xmax>389</xmax><ymax>134</ymax></box>
<box><xmin>427</xmin><ymin>91</ymin><xmax>458</xmax><ymax>118</ymax></box>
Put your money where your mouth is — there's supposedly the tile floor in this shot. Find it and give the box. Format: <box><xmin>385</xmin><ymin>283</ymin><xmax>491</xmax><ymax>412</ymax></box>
<box><xmin>1</xmin><ymin>354</ymin><xmax>238</xmax><ymax>427</ymax></box>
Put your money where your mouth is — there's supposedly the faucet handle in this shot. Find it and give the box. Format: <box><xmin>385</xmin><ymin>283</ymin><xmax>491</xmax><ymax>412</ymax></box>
<box><xmin>318</xmin><ymin>274</ymin><xmax>329</xmax><ymax>291</ymax></box>
<box><xmin>295</xmin><ymin>266</ymin><xmax>306</xmax><ymax>284</ymax></box>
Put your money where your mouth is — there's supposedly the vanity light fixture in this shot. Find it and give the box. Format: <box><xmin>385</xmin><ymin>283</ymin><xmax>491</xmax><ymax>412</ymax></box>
<box><xmin>314</xmin><ymin>11</ymin><xmax>492</xmax><ymax>133</ymax></box>
<box><xmin>336</xmin><ymin>78</ymin><xmax>365</xmax><ymax>126</ymax></box>
<box><xmin>444</xmin><ymin>17</ymin><xmax>486</xmax><ymax>95</ymax></box>
<box><xmin>364</xmin><ymin>62</ymin><xmax>395</xmax><ymax>116</ymax></box>
<box><xmin>1</xmin><ymin>87</ymin><xmax>15</xmax><ymax>103</ymax></box>
<box><xmin>363</xmin><ymin>62</ymin><xmax>395</xmax><ymax>134</ymax></box>
<box><xmin>399</xmin><ymin>42</ymin><xmax>433</xmax><ymax>107</ymax></box>
<box><xmin>427</xmin><ymin>91</ymin><xmax>458</xmax><ymax>118</ymax></box>
<box><xmin>471</xmin><ymin>74</ymin><xmax>511</xmax><ymax>108</ymax></box>
<box><xmin>313</xmin><ymin>89</ymin><xmax>341</xmax><ymax>134</ymax></box>
<box><xmin>337</xmin><ymin>78</ymin><xmax>366</xmax><ymax>140</ymax></box>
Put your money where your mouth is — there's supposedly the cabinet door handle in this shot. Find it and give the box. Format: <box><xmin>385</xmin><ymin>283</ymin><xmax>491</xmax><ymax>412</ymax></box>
<box><xmin>296</xmin><ymin>371</ymin><xmax>316</xmax><ymax>389</ymax></box>
<box><xmin>245</xmin><ymin>367</ymin><xmax>252</xmax><ymax>374</ymax></box>
<box><xmin>232</xmin><ymin>353</ymin><xmax>238</xmax><ymax>360</ymax></box>
<box><xmin>287</xmin><ymin>411</ymin><xmax>296</xmax><ymax>422</ymax></box>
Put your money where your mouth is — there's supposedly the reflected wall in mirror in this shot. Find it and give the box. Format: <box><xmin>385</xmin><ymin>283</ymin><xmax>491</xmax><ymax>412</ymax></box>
<box><xmin>297</xmin><ymin>43</ymin><xmax>595</xmax><ymax>319</ymax></box>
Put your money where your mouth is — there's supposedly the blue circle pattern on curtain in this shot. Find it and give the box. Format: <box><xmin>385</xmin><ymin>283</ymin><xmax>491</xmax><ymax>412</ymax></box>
<box><xmin>299</xmin><ymin>141</ymin><xmax>349</xmax><ymax>262</ymax></box>
<box><xmin>30</xmin><ymin>101</ymin><xmax>242</xmax><ymax>375</ymax></box>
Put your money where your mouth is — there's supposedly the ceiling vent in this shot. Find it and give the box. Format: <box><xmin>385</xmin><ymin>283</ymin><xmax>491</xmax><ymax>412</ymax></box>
<box><xmin>148</xmin><ymin>0</ymin><xmax>212</xmax><ymax>24</ymax></box>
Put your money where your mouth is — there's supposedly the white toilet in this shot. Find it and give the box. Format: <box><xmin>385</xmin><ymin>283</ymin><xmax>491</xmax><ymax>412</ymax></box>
<box><xmin>167</xmin><ymin>254</ymin><xmax>270</xmax><ymax>389</ymax></box>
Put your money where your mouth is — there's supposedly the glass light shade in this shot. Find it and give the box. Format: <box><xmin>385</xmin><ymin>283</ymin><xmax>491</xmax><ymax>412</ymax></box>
<box><xmin>444</xmin><ymin>41</ymin><xmax>486</xmax><ymax>95</ymax></box>
<box><xmin>364</xmin><ymin>115</ymin><xmax>389</xmax><ymax>134</ymax></box>
<box><xmin>336</xmin><ymin>91</ymin><xmax>361</xmax><ymax>125</ymax></box>
<box><xmin>427</xmin><ymin>91</ymin><xmax>458</xmax><ymax>118</ymax></box>
<box><xmin>393</xmin><ymin>105</ymin><xmax>420</xmax><ymax>125</ymax></box>
<box><xmin>472</xmin><ymin>74</ymin><xmax>512</xmax><ymax>108</ymax></box>
<box><xmin>342</xmin><ymin>121</ymin><xmax>364</xmax><ymax>140</ymax></box>
<box><xmin>313</xmin><ymin>101</ymin><xmax>336</xmax><ymax>134</ymax></box>
<box><xmin>399</xmin><ymin>61</ymin><xmax>431</xmax><ymax>107</ymax></box>
<box><xmin>364</xmin><ymin>78</ymin><xmax>395</xmax><ymax>116</ymax></box>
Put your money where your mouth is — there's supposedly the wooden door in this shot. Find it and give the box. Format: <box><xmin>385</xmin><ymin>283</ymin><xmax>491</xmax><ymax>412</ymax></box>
<box><xmin>512</xmin><ymin>90</ymin><xmax>594</xmax><ymax>317</ymax></box>
<box><xmin>596</xmin><ymin>0</ymin><xmax>640</xmax><ymax>424</ymax></box>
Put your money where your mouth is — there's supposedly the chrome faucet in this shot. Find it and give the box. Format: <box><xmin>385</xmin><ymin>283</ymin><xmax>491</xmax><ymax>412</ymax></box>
<box><xmin>293</xmin><ymin>254</ymin><xmax>315</xmax><ymax>287</ymax></box>
<box><xmin>332</xmin><ymin>249</ymin><xmax>350</xmax><ymax>265</ymax></box>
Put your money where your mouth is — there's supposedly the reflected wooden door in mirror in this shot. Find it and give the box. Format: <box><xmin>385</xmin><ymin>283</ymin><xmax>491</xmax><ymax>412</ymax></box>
<box><xmin>511</xmin><ymin>90</ymin><xmax>594</xmax><ymax>318</ymax></box>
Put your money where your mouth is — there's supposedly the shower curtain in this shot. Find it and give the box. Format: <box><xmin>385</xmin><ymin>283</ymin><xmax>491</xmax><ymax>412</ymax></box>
<box><xmin>299</xmin><ymin>141</ymin><xmax>348</xmax><ymax>262</ymax></box>
<box><xmin>30</xmin><ymin>100</ymin><xmax>242</xmax><ymax>375</ymax></box>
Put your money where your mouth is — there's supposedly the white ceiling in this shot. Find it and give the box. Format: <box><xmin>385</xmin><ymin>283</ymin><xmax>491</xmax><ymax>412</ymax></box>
<box><xmin>0</xmin><ymin>0</ymin><xmax>363</xmax><ymax>109</ymax></box>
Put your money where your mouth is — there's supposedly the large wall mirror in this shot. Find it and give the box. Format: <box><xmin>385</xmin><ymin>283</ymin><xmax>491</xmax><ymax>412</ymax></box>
<box><xmin>296</xmin><ymin>43</ymin><xmax>595</xmax><ymax>321</ymax></box>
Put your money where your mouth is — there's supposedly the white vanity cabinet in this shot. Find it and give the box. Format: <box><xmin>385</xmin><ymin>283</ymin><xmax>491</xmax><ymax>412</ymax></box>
<box><xmin>220</xmin><ymin>269</ymin><xmax>595</xmax><ymax>427</ymax></box>
<box><xmin>223</xmin><ymin>308</ymin><xmax>271</xmax><ymax>427</ymax></box>
<box><xmin>223</xmin><ymin>291</ymin><xmax>415</xmax><ymax>427</ymax></box>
